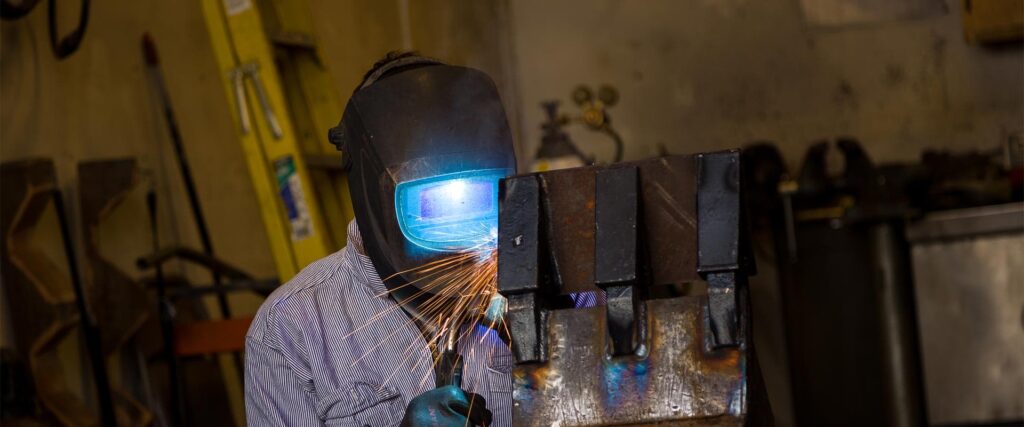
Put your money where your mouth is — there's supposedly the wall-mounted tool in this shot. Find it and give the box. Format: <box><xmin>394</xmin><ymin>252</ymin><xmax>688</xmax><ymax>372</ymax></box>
<box><xmin>0</xmin><ymin>0</ymin><xmax>89</xmax><ymax>59</ymax></box>
<box><xmin>497</xmin><ymin>150</ymin><xmax>769</xmax><ymax>425</ymax></box>
<box><xmin>532</xmin><ymin>85</ymin><xmax>624</xmax><ymax>172</ymax></box>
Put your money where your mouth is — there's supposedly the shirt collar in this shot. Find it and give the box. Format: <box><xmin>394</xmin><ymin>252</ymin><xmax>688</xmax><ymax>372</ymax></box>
<box><xmin>343</xmin><ymin>220</ymin><xmax>389</xmax><ymax>297</ymax></box>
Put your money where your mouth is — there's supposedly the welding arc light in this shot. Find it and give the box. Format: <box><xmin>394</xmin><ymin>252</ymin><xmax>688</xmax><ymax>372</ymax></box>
<box><xmin>395</xmin><ymin>169</ymin><xmax>508</xmax><ymax>252</ymax></box>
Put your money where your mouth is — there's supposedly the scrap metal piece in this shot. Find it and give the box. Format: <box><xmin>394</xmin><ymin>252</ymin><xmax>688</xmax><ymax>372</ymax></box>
<box><xmin>0</xmin><ymin>159</ymin><xmax>98</xmax><ymax>425</ymax></box>
<box><xmin>78</xmin><ymin>159</ymin><xmax>153</xmax><ymax>426</ymax></box>
<box><xmin>78</xmin><ymin>159</ymin><xmax>151</xmax><ymax>355</ymax></box>
<box><xmin>697</xmin><ymin>151</ymin><xmax>742</xmax><ymax>348</ymax></box>
<box><xmin>498</xmin><ymin>175</ymin><xmax>546</xmax><ymax>363</ymax></box>
<box><xmin>512</xmin><ymin>297</ymin><xmax>747</xmax><ymax>426</ymax></box>
<box><xmin>595</xmin><ymin>166</ymin><xmax>640</xmax><ymax>356</ymax></box>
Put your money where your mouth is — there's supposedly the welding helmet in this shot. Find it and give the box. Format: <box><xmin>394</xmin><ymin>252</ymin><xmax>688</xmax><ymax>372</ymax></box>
<box><xmin>329</xmin><ymin>56</ymin><xmax>516</xmax><ymax>318</ymax></box>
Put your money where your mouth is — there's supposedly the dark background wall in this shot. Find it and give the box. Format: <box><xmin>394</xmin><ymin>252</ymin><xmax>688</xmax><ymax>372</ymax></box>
<box><xmin>510</xmin><ymin>0</ymin><xmax>1022</xmax><ymax>167</ymax></box>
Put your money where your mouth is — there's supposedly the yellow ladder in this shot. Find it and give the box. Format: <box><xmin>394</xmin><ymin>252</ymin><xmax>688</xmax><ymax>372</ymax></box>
<box><xmin>201</xmin><ymin>0</ymin><xmax>354</xmax><ymax>281</ymax></box>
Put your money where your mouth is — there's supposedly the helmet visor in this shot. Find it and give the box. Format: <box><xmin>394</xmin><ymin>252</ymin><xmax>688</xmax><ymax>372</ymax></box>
<box><xmin>395</xmin><ymin>168</ymin><xmax>510</xmax><ymax>252</ymax></box>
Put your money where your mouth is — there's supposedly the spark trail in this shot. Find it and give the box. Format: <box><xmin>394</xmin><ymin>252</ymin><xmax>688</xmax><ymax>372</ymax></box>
<box><xmin>346</xmin><ymin>227</ymin><xmax>508</xmax><ymax>408</ymax></box>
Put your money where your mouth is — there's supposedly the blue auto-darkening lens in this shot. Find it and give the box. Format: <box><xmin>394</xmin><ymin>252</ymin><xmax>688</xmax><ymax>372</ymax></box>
<box><xmin>395</xmin><ymin>169</ymin><xmax>509</xmax><ymax>251</ymax></box>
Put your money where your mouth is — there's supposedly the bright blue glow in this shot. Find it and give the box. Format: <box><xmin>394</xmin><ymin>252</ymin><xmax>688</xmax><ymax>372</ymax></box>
<box><xmin>395</xmin><ymin>168</ymin><xmax>509</xmax><ymax>252</ymax></box>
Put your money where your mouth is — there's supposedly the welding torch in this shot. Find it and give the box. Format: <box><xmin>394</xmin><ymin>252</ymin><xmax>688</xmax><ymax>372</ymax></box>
<box><xmin>435</xmin><ymin>324</ymin><xmax>464</xmax><ymax>388</ymax></box>
<box><xmin>434</xmin><ymin>293</ymin><xmax>507</xmax><ymax>388</ymax></box>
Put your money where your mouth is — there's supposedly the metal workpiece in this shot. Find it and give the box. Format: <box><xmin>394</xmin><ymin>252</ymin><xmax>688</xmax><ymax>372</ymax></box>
<box><xmin>498</xmin><ymin>175</ymin><xmax>543</xmax><ymax>294</ymax></box>
<box><xmin>595</xmin><ymin>166</ymin><xmax>641</xmax><ymax>356</ymax></box>
<box><xmin>594</xmin><ymin>166</ymin><xmax>639</xmax><ymax>287</ymax></box>
<box><xmin>512</xmin><ymin>298</ymin><xmax>748</xmax><ymax>426</ymax></box>
<box><xmin>540</xmin><ymin>167</ymin><xmax>599</xmax><ymax>294</ymax></box>
<box><xmin>498</xmin><ymin>175</ymin><xmax>546</xmax><ymax>363</ymax></box>
<box><xmin>498</xmin><ymin>151</ymin><xmax>765</xmax><ymax>425</ymax></box>
<box><xmin>514</xmin><ymin>155</ymin><xmax>705</xmax><ymax>297</ymax></box>
<box><xmin>704</xmin><ymin>272</ymin><xmax>739</xmax><ymax>350</ymax></box>
<box><xmin>506</xmin><ymin>293</ymin><xmax>548</xmax><ymax>364</ymax></box>
<box><xmin>602</xmin><ymin>284</ymin><xmax>641</xmax><ymax>356</ymax></box>
<box><xmin>696</xmin><ymin>152</ymin><xmax>741</xmax><ymax>273</ymax></box>
<box><xmin>636</xmin><ymin>155</ymin><xmax>699</xmax><ymax>286</ymax></box>
<box><xmin>697</xmin><ymin>151</ymin><xmax>742</xmax><ymax>348</ymax></box>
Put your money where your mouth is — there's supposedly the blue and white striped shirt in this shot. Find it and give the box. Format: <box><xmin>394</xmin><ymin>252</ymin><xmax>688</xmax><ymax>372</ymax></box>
<box><xmin>245</xmin><ymin>221</ymin><xmax>514</xmax><ymax>426</ymax></box>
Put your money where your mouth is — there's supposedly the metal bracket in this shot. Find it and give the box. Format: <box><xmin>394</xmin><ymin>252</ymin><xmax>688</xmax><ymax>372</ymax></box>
<box><xmin>229</xmin><ymin>67</ymin><xmax>251</xmax><ymax>135</ymax></box>
<box><xmin>594</xmin><ymin>166</ymin><xmax>641</xmax><ymax>356</ymax></box>
<box><xmin>241</xmin><ymin>62</ymin><xmax>284</xmax><ymax>139</ymax></box>
<box><xmin>497</xmin><ymin>175</ymin><xmax>547</xmax><ymax>363</ymax></box>
<box><xmin>697</xmin><ymin>151</ymin><xmax>742</xmax><ymax>348</ymax></box>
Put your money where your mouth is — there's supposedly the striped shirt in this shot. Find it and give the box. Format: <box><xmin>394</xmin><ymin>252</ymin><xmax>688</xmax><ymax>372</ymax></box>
<box><xmin>245</xmin><ymin>221</ymin><xmax>514</xmax><ymax>426</ymax></box>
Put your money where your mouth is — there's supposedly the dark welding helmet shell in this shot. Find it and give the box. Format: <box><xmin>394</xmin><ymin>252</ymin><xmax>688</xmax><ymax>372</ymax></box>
<box><xmin>330</xmin><ymin>61</ymin><xmax>516</xmax><ymax>319</ymax></box>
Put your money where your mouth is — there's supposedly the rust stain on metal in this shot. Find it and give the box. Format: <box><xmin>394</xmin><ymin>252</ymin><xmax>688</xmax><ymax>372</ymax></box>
<box><xmin>540</xmin><ymin>167</ymin><xmax>597</xmax><ymax>295</ymax></box>
<box><xmin>532</xmin><ymin>157</ymin><xmax>699</xmax><ymax>293</ymax></box>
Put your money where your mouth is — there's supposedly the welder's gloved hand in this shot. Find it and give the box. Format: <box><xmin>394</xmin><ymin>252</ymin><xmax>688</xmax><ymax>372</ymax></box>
<box><xmin>400</xmin><ymin>385</ymin><xmax>492</xmax><ymax>427</ymax></box>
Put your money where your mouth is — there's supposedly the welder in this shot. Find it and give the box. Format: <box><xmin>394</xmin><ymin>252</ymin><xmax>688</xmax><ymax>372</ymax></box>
<box><xmin>244</xmin><ymin>52</ymin><xmax>516</xmax><ymax>426</ymax></box>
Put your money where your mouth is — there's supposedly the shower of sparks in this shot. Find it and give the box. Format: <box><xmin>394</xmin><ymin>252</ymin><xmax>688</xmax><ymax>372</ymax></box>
<box><xmin>344</xmin><ymin>224</ymin><xmax>509</xmax><ymax>405</ymax></box>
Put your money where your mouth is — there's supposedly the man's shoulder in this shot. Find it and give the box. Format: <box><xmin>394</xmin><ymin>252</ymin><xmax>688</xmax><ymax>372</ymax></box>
<box><xmin>247</xmin><ymin>249</ymin><xmax>350</xmax><ymax>343</ymax></box>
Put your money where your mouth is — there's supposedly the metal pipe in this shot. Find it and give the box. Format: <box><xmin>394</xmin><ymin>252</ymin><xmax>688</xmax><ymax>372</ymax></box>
<box><xmin>147</xmin><ymin>191</ymin><xmax>185</xmax><ymax>427</ymax></box>
<box><xmin>54</xmin><ymin>189</ymin><xmax>116</xmax><ymax>427</ymax></box>
<box><xmin>142</xmin><ymin>34</ymin><xmax>233</xmax><ymax>320</ymax></box>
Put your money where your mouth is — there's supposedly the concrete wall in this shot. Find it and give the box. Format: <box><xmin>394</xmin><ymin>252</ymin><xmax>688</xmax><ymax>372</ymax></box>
<box><xmin>509</xmin><ymin>0</ymin><xmax>1023</xmax><ymax>169</ymax></box>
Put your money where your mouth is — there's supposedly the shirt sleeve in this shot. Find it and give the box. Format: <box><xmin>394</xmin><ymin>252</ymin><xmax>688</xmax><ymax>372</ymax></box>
<box><xmin>245</xmin><ymin>337</ymin><xmax>322</xmax><ymax>427</ymax></box>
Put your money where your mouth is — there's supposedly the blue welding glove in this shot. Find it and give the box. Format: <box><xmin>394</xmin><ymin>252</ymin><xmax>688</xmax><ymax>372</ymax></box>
<box><xmin>400</xmin><ymin>385</ymin><xmax>492</xmax><ymax>427</ymax></box>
